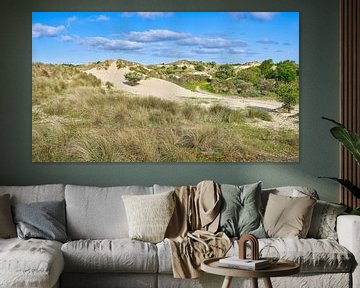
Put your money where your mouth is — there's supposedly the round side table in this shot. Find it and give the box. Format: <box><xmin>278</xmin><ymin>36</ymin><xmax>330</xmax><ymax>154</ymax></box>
<box><xmin>201</xmin><ymin>257</ymin><xmax>300</xmax><ymax>288</ymax></box>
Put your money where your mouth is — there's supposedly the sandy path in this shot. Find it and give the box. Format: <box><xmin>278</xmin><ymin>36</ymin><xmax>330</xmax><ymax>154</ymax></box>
<box><xmin>86</xmin><ymin>62</ymin><xmax>290</xmax><ymax>111</ymax></box>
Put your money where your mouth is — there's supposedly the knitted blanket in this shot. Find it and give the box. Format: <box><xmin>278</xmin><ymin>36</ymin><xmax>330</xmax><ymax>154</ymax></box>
<box><xmin>165</xmin><ymin>180</ymin><xmax>231</xmax><ymax>278</ymax></box>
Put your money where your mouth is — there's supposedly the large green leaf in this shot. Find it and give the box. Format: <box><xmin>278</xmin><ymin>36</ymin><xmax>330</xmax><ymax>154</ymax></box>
<box><xmin>323</xmin><ymin>117</ymin><xmax>360</xmax><ymax>165</ymax></box>
<box><xmin>318</xmin><ymin>177</ymin><xmax>360</xmax><ymax>198</ymax></box>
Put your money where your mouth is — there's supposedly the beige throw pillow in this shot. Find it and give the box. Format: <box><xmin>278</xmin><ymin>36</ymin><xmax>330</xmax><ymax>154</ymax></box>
<box><xmin>263</xmin><ymin>193</ymin><xmax>316</xmax><ymax>238</ymax></box>
<box><xmin>0</xmin><ymin>194</ymin><xmax>16</xmax><ymax>238</ymax></box>
<box><xmin>122</xmin><ymin>191</ymin><xmax>175</xmax><ymax>243</ymax></box>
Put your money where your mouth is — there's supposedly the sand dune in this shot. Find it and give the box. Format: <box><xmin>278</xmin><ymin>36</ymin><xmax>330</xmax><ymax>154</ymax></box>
<box><xmin>86</xmin><ymin>62</ymin><xmax>295</xmax><ymax>112</ymax></box>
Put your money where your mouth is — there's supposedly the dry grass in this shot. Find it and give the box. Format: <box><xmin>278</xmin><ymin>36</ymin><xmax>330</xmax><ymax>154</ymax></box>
<box><xmin>32</xmin><ymin>63</ymin><xmax>298</xmax><ymax>162</ymax></box>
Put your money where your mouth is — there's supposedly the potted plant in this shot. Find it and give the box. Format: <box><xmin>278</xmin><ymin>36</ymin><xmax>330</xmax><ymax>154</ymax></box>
<box><xmin>320</xmin><ymin>117</ymin><xmax>360</xmax><ymax>215</ymax></box>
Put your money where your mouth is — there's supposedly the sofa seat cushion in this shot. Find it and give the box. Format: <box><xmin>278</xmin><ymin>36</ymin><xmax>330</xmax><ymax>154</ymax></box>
<box><xmin>0</xmin><ymin>238</ymin><xmax>64</xmax><ymax>288</ymax></box>
<box><xmin>231</xmin><ymin>238</ymin><xmax>353</xmax><ymax>273</ymax></box>
<box><xmin>157</xmin><ymin>238</ymin><xmax>354</xmax><ymax>274</ymax></box>
<box><xmin>61</xmin><ymin>239</ymin><xmax>158</xmax><ymax>273</ymax></box>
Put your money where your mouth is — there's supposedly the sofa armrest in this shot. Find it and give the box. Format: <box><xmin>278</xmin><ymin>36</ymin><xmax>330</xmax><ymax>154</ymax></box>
<box><xmin>337</xmin><ymin>215</ymin><xmax>360</xmax><ymax>288</ymax></box>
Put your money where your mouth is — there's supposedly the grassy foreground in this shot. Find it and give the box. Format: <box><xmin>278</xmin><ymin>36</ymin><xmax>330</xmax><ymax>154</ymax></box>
<box><xmin>32</xmin><ymin>63</ymin><xmax>298</xmax><ymax>162</ymax></box>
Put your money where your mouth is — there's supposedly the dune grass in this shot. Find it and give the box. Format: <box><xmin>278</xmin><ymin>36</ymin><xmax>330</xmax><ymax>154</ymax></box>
<box><xmin>32</xmin><ymin>63</ymin><xmax>298</xmax><ymax>162</ymax></box>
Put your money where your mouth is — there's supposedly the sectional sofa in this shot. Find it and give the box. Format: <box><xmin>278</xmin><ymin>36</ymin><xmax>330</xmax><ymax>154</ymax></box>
<box><xmin>0</xmin><ymin>183</ymin><xmax>359</xmax><ymax>288</ymax></box>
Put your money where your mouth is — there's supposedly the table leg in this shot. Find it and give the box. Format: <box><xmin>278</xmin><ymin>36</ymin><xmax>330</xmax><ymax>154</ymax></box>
<box><xmin>263</xmin><ymin>277</ymin><xmax>273</xmax><ymax>288</ymax></box>
<box><xmin>221</xmin><ymin>276</ymin><xmax>233</xmax><ymax>288</ymax></box>
<box><xmin>251</xmin><ymin>278</ymin><xmax>258</xmax><ymax>288</ymax></box>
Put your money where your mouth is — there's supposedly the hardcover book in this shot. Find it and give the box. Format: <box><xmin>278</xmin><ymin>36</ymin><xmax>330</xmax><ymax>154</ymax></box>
<box><xmin>218</xmin><ymin>257</ymin><xmax>271</xmax><ymax>270</ymax></box>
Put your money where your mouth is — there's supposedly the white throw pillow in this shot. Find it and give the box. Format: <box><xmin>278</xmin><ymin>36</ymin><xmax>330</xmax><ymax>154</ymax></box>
<box><xmin>122</xmin><ymin>191</ymin><xmax>175</xmax><ymax>243</ymax></box>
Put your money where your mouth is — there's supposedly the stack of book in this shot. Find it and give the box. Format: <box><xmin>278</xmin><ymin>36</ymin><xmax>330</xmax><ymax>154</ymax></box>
<box><xmin>218</xmin><ymin>257</ymin><xmax>271</xmax><ymax>270</ymax></box>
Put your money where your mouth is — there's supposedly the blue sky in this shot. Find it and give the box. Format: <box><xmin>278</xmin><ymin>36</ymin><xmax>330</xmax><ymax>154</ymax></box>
<box><xmin>32</xmin><ymin>12</ymin><xmax>299</xmax><ymax>65</ymax></box>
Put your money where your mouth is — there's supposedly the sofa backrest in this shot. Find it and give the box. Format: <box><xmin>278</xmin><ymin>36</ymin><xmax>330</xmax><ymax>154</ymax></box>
<box><xmin>153</xmin><ymin>184</ymin><xmax>176</xmax><ymax>194</ymax></box>
<box><xmin>0</xmin><ymin>184</ymin><xmax>65</xmax><ymax>204</ymax></box>
<box><xmin>65</xmin><ymin>184</ymin><xmax>154</xmax><ymax>240</ymax></box>
<box><xmin>261</xmin><ymin>186</ymin><xmax>319</xmax><ymax>212</ymax></box>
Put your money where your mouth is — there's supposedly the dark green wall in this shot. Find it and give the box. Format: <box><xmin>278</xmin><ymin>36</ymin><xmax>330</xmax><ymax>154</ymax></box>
<box><xmin>0</xmin><ymin>0</ymin><xmax>340</xmax><ymax>202</ymax></box>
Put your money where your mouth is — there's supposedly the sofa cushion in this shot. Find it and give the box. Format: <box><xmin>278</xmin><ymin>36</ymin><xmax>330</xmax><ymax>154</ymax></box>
<box><xmin>263</xmin><ymin>194</ymin><xmax>316</xmax><ymax>238</ymax></box>
<box><xmin>0</xmin><ymin>194</ymin><xmax>16</xmax><ymax>238</ymax></box>
<box><xmin>157</xmin><ymin>238</ymin><xmax>353</xmax><ymax>274</ymax></box>
<box><xmin>234</xmin><ymin>238</ymin><xmax>353</xmax><ymax>273</ymax></box>
<box><xmin>261</xmin><ymin>186</ymin><xmax>319</xmax><ymax>213</ymax></box>
<box><xmin>218</xmin><ymin>182</ymin><xmax>266</xmax><ymax>238</ymax></box>
<box><xmin>122</xmin><ymin>191</ymin><xmax>175</xmax><ymax>243</ymax></box>
<box><xmin>0</xmin><ymin>184</ymin><xmax>65</xmax><ymax>204</ymax></box>
<box><xmin>307</xmin><ymin>200</ymin><xmax>347</xmax><ymax>240</ymax></box>
<box><xmin>0</xmin><ymin>238</ymin><xmax>64</xmax><ymax>288</ymax></box>
<box><xmin>61</xmin><ymin>239</ymin><xmax>158</xmax><ymax>273</ymax></box>
<box><xmin>12</xmin><ymin>200</ymin><xmax>70</xmax><ymax>243</ymax></box>
<box><xmin>65</xmin><ymin>185</ymin><xmax>153</xmax><ymax>239</ymax></box>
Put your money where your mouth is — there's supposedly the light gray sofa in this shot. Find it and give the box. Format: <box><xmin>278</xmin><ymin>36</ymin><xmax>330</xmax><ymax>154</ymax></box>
<box><xmin>0</xmin><ymin>184</ymin><xmax>359</xmax><ymax>288</ymax></box>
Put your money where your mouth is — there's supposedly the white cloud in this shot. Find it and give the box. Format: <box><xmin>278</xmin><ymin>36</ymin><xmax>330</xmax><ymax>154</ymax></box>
<box><xmin>250</xmin><ymin>12</ymin><xmax>279</xmax><ymax>21</ymax></box>
<box><xmin>66</xmin><ymin>16</ymin><xmax>77</xmax><ymax>28</ymax></box>
<box><xmin>227</xmin><ymin>48</ymin><xmax>258</xmax><ymax>56</ymax></box>
<box><xmin>192</xmin><ymin>48</ymin><xmax>224</xmax><ymax>54</ymax></box>
<box><xmin>32</xmin><ymin>23</ymin><xmax>66</xmax><ymax>38</ymax></box>
<box><xmin>122</xmin><ymin>12</ymin><xmax>173</xmax><ymax>19</ymax></box>
<box><xmin>229</xmin><ymin>12</ymin><xmax>248</xmax><ymax>21</ymax></box>
<box><xmin>230</xmin><ymin>12</ymin><xmax>279</xmax><ymax>22</ymax></box>
<box><xmin>79</xmin><ymin>36</ymin><xmax>144</xmax><ymax>51</ymax></box>
<box><xmin>151</xmin><ymin>47</ymin><xmax>188</xmax><ymax>58</ymax></box>
<box><xmin>178</xmin><ymin>37</ymin><xmax>247</xmax><ymax>49</ymax></box>
<box><xmin>128</xmin><ymin>29</ymin><xmax>190</xmax><ymax>42</ymax></box>
<box><xmin>90</xmin><ymin>15</ymin><xmax>110</xmax><ymax>22</ymax></box>
<box><xmin>137</xmin><ymin>12</ymin><xmax>173</xmax><ymax>19</ymax></box>
<box><xmin>61</xmin><ymin>35</ymin><xmax>73</xmax><ymax>41</ymax></box>
<box><xmin>256</xmin><ymin>38</ymin><xmax>279</xmax><ymax>45</ymax></box>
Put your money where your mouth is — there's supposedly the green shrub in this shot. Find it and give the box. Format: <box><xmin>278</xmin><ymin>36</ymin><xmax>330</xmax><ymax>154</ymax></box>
<box><xmin>105</xmin><ymin>81</ymin><xmax>114</xmax><ymax>89</ymax></box>
<box><xmin>124</xmin><ymin>72</ymin><xmax>143</xmax><ymax>86</ymax></box>
<box><xmin>275</xmin><ymin>60</ymin><xmax>298</xmax><ymax>82</ymax></box>
<box><xmin>215</xmin><ymin>64</ymin><xmax>236</xmax><ymax>80</ymax></box>
<box><xmin>276</xmin><ymin>82</ymin><xmax>298</xmax><ymax>112</ymax></box>
<box><xmin>259</xmin><ymin>59</ymin><xmax>275</xmax><ymax>79</ymax></box>
<box><xmin>194</xmin><ymin>63</ymin><xmax>205</xmax><ymax>71</ymax></box>
<box><xmin>245</xmin><ymin>108</ymin><xmax>272</xmax><ymax>121</ymax></box>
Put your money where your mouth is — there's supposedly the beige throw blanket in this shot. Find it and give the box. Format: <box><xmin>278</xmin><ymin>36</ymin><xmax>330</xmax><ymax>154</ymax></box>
<box><xmin>165</xmin><ymin>181</ymin><xmax>231</xmax><ymax>279</ymax></box>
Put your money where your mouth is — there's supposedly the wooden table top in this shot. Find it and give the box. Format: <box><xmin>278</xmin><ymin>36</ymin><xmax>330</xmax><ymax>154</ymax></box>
<box><xmin>201</xmin><ymin>257</ymin><xmax>300</xmax><ymax>278</ymax></box>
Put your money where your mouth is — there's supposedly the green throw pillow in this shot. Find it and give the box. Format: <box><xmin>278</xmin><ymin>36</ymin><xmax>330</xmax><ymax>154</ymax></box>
<box><xmin>218</xmin><ymin>182</ymin><xmax>266</xmax><ymax>238</ymax></box>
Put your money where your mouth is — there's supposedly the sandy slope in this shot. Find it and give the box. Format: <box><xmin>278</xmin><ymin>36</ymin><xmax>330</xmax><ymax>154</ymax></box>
<box><xmin>86</xmin><ymin>62</ymin><xmax>299</xmax><ymax>130</ymax></box>
<box><xmin>86</xmin><ymin>62</ymin><xmax>293</xmax><ymax>111</ymax></box>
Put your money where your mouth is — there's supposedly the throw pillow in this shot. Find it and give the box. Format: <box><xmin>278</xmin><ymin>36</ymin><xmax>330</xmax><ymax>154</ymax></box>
<box><xmin>263</xmin><ymin>193</ymin><xmax>316</xmax><ymax>238</ymax></box>
<box><xmin>122</xmin><ymin>190</ymin><xmax>175</xmax><ymax>243</ymax></box>
<box><xmin>12</xmin><ymin>200</ymin><xmax>70</xmax><ymax>243</ymax></box>
<box><xmin>218</xmin><ymin>182</ymin><xmax>266</xmax><ymax>238</ymax></box>
<box><xmin>307</xmin><ymin>200</ymin><xmax>347</xmax><ymax>240</ymax></box>
<box><xmin>0</xmin><ymin>194</ymin><xmax>16</xmax><ymax>238</ymax></box>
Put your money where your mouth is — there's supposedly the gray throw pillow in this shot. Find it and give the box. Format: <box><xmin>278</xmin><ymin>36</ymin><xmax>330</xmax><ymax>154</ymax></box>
<box><xmin>218</xmin><ymin>182</ymin><xmax>266</xmax><ymax>238</ymax></box>
<box><xmin>12</xmin><ymin>200</ymin><xmax>70</xmax><ymax>243</ymax></box>
<box><xmin>307</xmin><ymin>200</ymin><xmax>347</xmax><ymax>240</ymax></box>
<box><xmin>0</xmin><ymin>194</ymin><xmax>16</xmax><ymax>238</ymax></box>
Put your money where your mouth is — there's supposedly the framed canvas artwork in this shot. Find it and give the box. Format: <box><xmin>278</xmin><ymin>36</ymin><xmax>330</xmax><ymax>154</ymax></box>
<box><xmin>32</xmin><ymin>12</ymin><xmax>299</xmax><ymax>162</ymax></box>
